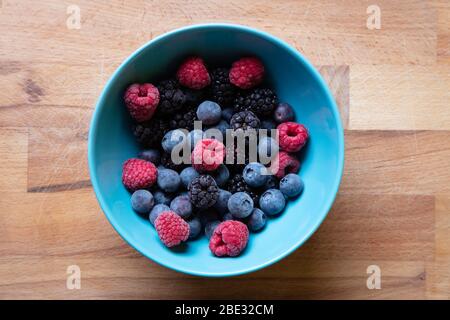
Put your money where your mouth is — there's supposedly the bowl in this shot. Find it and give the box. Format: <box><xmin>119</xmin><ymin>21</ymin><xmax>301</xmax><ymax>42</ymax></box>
<box><xmin>88</xmin><ymin>23</ymin><xmax>344</xmax><ymax>277</ymax></box>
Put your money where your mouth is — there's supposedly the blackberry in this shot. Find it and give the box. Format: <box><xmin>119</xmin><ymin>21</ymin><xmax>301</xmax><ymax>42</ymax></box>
<box><xmin>233</xmin><ymin>88</ymin><xmax>278</xmax><ymax>117</ymax></box>
<box><xmin>227</xmin><ymin>173</ymin><xmax>261</xmax><ymax>204</ymax></box>
<box><xmin>230</xmin><ymin>110</ymin><xmax>260</xmax><ymax>131</ymax></box>
<box><xmin>133</xmin><ymin>118</ymin><xmax>169</xmax><ymax>148</ymax></box>
<box><xmin>169</xmin><ymin>108</ymin><xmax>197</xmax><ymax>131</ymax></box>
<box><xmin>189</xmin><ymin>175</ymin><xmax>219</xmax><ymax>209</ymax></box>
<box><xmin>210</xmin><ymin>68</ymin><xmax>237</xmax><ymax>107</ymax></box>
<box><xmin>160</xmin><ymin>152</ymin><xmax>187</xmax><ymax>172</ymax></box>
<box><xmin>157</xmin><ymin>79</ymin><xmax>186</xmax><ymax>115</ymax></box>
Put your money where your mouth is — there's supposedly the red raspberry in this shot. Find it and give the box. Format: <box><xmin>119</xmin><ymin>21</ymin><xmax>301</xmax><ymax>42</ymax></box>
<box><xmin>269</xmin><ymin>151</ymin><xmax>300</xmax><ymax>179</ymax></box>
<box><xmin>191</xmin><ymin>139</ymin><xmax>226</xmax><ymax>172</ymax></box>
<box><xmin>124</xmin><ymin>83</ymin><xmax>160</xmax><ymax>122</ymax></box>
<box><xmin>176</xmin><ymin>57</ymin><xmax>211</xmax><ymax>89</ymax></box>
<box><xmin>209</xmin><ymin>220</ymin><xmax>249</xmax><ymax>257</ymax></box>
<box><xmin>155</xmin><ymin>211</ymin><xmax>190</xmax><ymax>247</ymax></box>
<box><xmin>229</xmin><ymin>57</ymin><xmax>264</xmax><ymax>89</ymax></box>
<box><xmin>122</xmin><ymin>158</ymin><xmax>157</xmax><ymax>191</ymax></box>
<box><xmin>277</xmin><ymin>122</ymin><xmax>309</xmax><ymax>153</ymax></box>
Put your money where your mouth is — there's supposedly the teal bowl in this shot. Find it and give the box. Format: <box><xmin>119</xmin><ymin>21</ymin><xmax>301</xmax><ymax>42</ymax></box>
<box><xmin>88</xmin><ymin>24</ymin><xmax>344</xmax><ymax>277</ymax></box>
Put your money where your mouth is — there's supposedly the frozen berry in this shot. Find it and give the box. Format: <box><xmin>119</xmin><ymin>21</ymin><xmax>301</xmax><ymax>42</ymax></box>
<box><xmin>229</xmin><ymin>57</ymin><xmax>264</xmax><ymax>89</ymax></box>
<box><xmin>161</xmin><ymin>129</ymin><xmax>186</xmax><ymax>153</ymax></box>
<box><xmin>191</xmin><ymin>139</ymin><xmax>226</xmax><ymax>172</ymax></box>
<box><xmin>124</xmin><ymin>83</ymin><xmax>159</xmax><ymax>122</ymax></box>
<box><xmin>155</xmin><ymin>211</ymin><xmax>189</xmax><ymax>247</ymax></box>
<box><xmin>274</xmin><ymin>102</ymin><xmax>295</xmax><ymax>123</ymax></box>
<box><xmin>205</xmin><ymin>220</ymin><xmax>221</xmax><ymax>239</ymax></box>
<box><xmin>259</xmin><ymin>189</ymin><xmax>286</xmax><ymax>216</ymax></box>
<box><xmin>209</xmin><ymin>220</ymin><xmax>249</xmax><ymax>257</ymax></box>
<box><xmin>233</xmin><ymin>88</ymin><xmax>278</xmax><ymax>117</ymax></box>
<box><xmin>157</xmin><ymin>79</ymin><xmax>186</xmax><ymax>115</ymax></box>
<box><xmin>180</xmin><ymin>167</ymin><xmax>200</xmax><ymax>189</ymax></box>
<box><xmin>269</xmin><ymin>151</ymin><xmax>300</xmax><ymax>179</ymax></box>
<box><xmin>210</xmin><ymin>67</ymin><xmax>237</xmax><ymax>107</ymax></box>
<box><xmin>246</xmin><ymin>208</ymin><xmax>266</xmax><ymax>232</ymax></box>
<box><xmin>131</xmin><ymin>190</ymin><xmax>154</xmax><ymax>214</ymax></box>
<box><xmin>258</xmin><ymin>136</ymin><xmax>279</xmax><ymax>161</ymax></box>
<box><xmin>187</xmin><ymin>216</ymin><xmax>202</xmax><ymax>239</ymax></box>
<box><xmin>210</xmin><ymin>120</ymin><xmax>230</xmax><ymax>138</ymax></box>
<box><xmin>277</xmin><ymin>122</ymin><xmax>309</xmax><ymax>153</ymax></box>
<box><xmin>138</xmin><ymin>149</ymin><xmax>161</xmax><ymax>166</ymax></box>
<box><xmin>280</xmin><ymin>173</ymin><xmax>304</xmax><ymax>198</ymax></box>
<box><xmin>210</xmin><ymin>164</ymin><xmax>230</xmax><ymax>187</ymax></box>
<box><xmin>153</xmin><ymin>190</ymin><xmax>174</xmax><ymax>206</ymax></box>
<box><xmin>122</xmin><ymin>158</ymin><xmax>157</xmax><ymax>191</ymax></box>
<box><xmin>230</xmin><ymin>110</ymin><xmax>260</xmax><ymax>132</ymax></box>
<box><xmin>221</xmin><ymin>108</ymin><xmax>234</xmax><ymax>122</ymax></box>
<box><xmin>170</xmin><ymin>195</ymin><xmax>193</xmax><ymax>219</ymax></box>
<box><xmin>261</xmin><ymin>119</ymin><xmax>276</xmax><ymax>131</ymax></box>
<box><xmin>243</xmin><ymin>162</ymin><xmax>269</xmax><ymax>188</ymax></box>
<box><xmin>196</xmin><ymin>101</ymin><xmax>222</xmax><ymax>125</ymax></box>
<box><xmin>149</xmin><ymin>204</ymin><xmax>170</xmax><ymax>225</ymax></box>
<box><xmin>228</xmin><ymin>192</ymin><xmax>253</xmax><ymax>219</ymax></box>
<box><xmin>177</xmin><ymin>57</ymin><xmax>211</xmax><ymax>89</ymax></box>
<box><xmin>213</xmin><ymin>189</ymin><xmax>232</xmax><ymax>215</ymax></box>
<box><xmin>157</xmin><ymin>168</ymin><xmax>181</xmax><ymax>193</ymax></box>
<box><xmin>189</xmin><ymin>175</ymin><xmax>219</xmax><ymax>209</ymax></box>
<box><xmin>222</xmin><ymin>212</ymin><xmax>235</xmax><ymax>221</ymax></box>
<box><xmin>263</xmin><ymin>175</ymin><xmax>279</xmax><ymax>190</ymax></box>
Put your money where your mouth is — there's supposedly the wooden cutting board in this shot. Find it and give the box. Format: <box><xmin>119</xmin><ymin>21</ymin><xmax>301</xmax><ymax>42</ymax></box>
<box><xmin>0</xmin><ymin>0</ymin><xmax>449</xmax><ymax>299</ymax></box>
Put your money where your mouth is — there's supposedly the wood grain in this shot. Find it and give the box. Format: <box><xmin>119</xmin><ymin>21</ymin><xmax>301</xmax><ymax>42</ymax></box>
<box><xmin>0</xmin><ymin>0</ymin><xmax>449</xmax><ymax>300</ymax></box>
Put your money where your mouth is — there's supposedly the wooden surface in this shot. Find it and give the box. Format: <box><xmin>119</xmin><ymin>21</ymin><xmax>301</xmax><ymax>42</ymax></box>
<box><xmin>0</xmin><ymin>0</ymin><xmax>449</xmax><ymax>300</ymax></box>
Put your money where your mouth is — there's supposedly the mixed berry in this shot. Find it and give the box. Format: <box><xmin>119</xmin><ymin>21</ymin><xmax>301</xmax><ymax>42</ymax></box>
<box><xmin>121</xmin><ymin>56</ymin><xmax>309</xmax><ymax>257</ymax></box>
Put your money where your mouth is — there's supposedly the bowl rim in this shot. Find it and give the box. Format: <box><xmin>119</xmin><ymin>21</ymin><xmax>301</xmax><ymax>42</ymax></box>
<box><xmin>88</xmin><ymin>23</ymin><xmax>345</xmax><ymax>277</ymax></box>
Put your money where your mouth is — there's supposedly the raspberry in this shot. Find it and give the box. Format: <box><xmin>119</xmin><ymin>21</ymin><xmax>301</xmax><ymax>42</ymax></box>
<box><xmin>229</xmin><ymin>57</ymin><xmax>264</xmax><ymax>89</ymax></box>
<box><xmin>191</xmin><ymin>139</ymin><xmax>226</xmax><ymax>172</ymax></box>
<box><xmin>155</xmin><ymin>211</ymin><xmax>190</xmax><ymax>247</ymax></box>
<box><xmin>209</xmin><ymin>220</ymin><xmax>249</xmax><ymax>257</ymax></box>
<box><xmin>277</xmin><ymin>122</ymin><xmax>309</xmax><ymax>152</ymax></box>
<box><xmin>122</xmin><ymin>158</ymin><xmax>158</xmax><ymax>191</ymax></box>
<box><xmin>124</xmin><ymin>83</ymin><xmax>160</xmax><ymax>122</ymax></box>
<box><xmin>269</xmin><ymin>151</ymin><xmax>300</xmax><ymax>179</ymax></box>
<box><xmin>177</xmin><ymin>57</ymin><xmax>211</xmax><ymax>89</ymax></box>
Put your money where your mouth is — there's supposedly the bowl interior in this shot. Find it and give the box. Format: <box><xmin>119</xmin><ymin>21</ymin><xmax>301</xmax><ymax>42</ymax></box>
<box><xmin>89</xmin><ymin>24</ymin><xmax>344</xmax><ymax>277</ymax></box>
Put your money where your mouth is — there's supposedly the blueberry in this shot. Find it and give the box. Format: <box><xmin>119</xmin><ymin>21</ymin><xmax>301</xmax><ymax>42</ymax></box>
<box><xmin>243</xmin><ymin>162</ymin><xmax>268</xmax><ymax>188</ymax></box>
<box><xmin>131</xmin><ymin>190</ymin><xmax>154</xmax><ymax>214</ymax></box>
<box><xmin>187</xmin><ymin>217</ymin><xmax>202</xmax><ymax>239</ymax></box>
<box><xmin>263</xmin><ymin>175</ymin><xmax>279</xmax><ymax>190</ymax></box>
<box><xmin>213</xmin><ymin>189</ymin><xmax>232</xmax><ymax>214</ymax></box>
<box><xmin>149</xmin><ymin>204</ymin><xmax>170</xmax><ymax>225</ymax></box>
<box><xmin>280</xmin><ymin>173</ymin><xmax>304</xmax><ymax>198</ymax></box>
<box><xmin>274</xmin><ymin>102</ymin><xmax>295</xmax><ymax>123</ymax></box>
<box><xmin>162</xmin><ymin>129</ymin><xmax>186</xmax><ymax>153</ymax></box>
<box><xmin>212</xmin><ymin>120</ymin><xmax>230</xmax><ymax>138</ymax></box>
<box><xmin>258</xmin><ymin>136</ymin><xmax>279</xmax><ymax>160</ymax></box>
<box><xmin>259</xmin><ymin>189</ymin><xmax>286</xmax><ymax>216</ymax></box>
<box><xmin>197</xmin><ymin>101</ymin><xmax>221</xmax><ymax>125</ymax></box>
<box><xmin>222</xmin><ymin>108</ymin><xmax>234</xmax><ymax>122</ymax></box>
<box><xmin>180</xmin><ymin>167</ymin><xmax>200</xmax><ymax>189</ymax></box>
<box><xmin>246</xmin><ymin>208</ymin><xmax>266</xmax><ymax>232</ymax></box>
<box><xmin>228</xmin><ymin>192</ymin><xmax>254</xmax><ymax>218</ymax></box>
<box><xmin>138</xmin><ymin>149</ymin><xmax>161</xmax><ymax>166</ymax></box>
<box><xmin>187</xmin><ymin>129</ymin><xmax>204</xmax><ymax>150</ymax></box>
<box><xmin>157</xmin><ymin>168</ymin><xmax>181</xmax><ymax>192</ymax></box>
<box><xmin>205</xmin><ymin>220</ymin><xmax>221</xmax><ymax>239</ymax></box>
<box><xmin>170</xmin><ymin>195</ymin><xmax>193</xmax><ymax>219</ymax></box>
<box><xmin>211</xmin><ymin>164</ymin><xmax>230</xmax><ymax>187</ymax></box>
<box><xmin>153</xmin><ymin>190</ymin><xmax>174</xmax><ymax>206</ymax></box>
